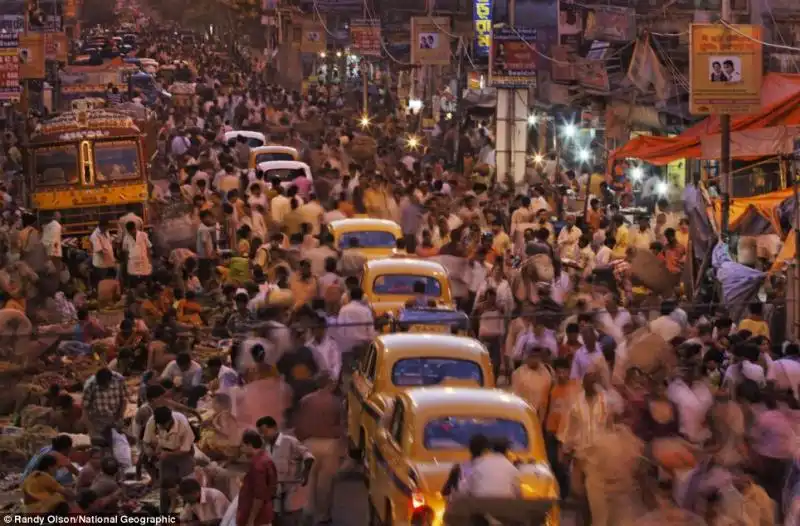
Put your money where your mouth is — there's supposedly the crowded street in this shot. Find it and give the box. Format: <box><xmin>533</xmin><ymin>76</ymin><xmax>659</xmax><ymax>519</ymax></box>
<box><xmin>1</xmin><ymin>0</ymin><xmax>800</xmax><ymax>524</ymax></box>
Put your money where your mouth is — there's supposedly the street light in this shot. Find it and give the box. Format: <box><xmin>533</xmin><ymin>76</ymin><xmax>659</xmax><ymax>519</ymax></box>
<box><xmin>359</xmin><ymin>114</ymin><xmax>370</xmax><ymax>128</ymax></box>
<box><xmin>578</xmin><ymin>149</ymin><xmax>591</xmax><ymax>162</ymax></box>
<box><xmin>562</xmin><ymin>124</ymin><xmax>577</xmax><ymax>138</ymax></box>
<box><xmin>527</xmin><ymin>114</ymin><xmax>538</xmax><ymax>126</ymax></box>
<box><xmin>533</xmin><ymin>153</ymin><xmax>544</xmax><ymax>164</ymax></box>
<box><xmin>630</xmin><ymin>166</ymin><xmax>643</xmax><ymax>181</ymax></box>
<box><xmin>407</xmin><ymin>135</ymin><xmax>420</xmax><ymax>149</ymax></box>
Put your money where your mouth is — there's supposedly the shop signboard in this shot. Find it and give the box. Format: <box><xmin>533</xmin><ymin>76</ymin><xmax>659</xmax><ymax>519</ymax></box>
<box><xmin>26</xmin><ymin>0</ymin><xmax>63</xmax><ymax>33</ymax></box>
<box><xmin>490</xmin><ymin>27</ymin><xmax>537</xmax><ymax>88</ymax></box>
<box><xmin>350</xmin><ymin>18</ymin><xmax>381</xmax><ymax>57</ymax></box>
<box><xmin>411</xmin><ymin>16</ymin><xmax>451</xmax><ymax>66</ymax></box>
<box><xmin>0</xmin><ymin>33</ymin><xmax>20</xmax><ymax>101</ymax></box>
<box><xmin>300</xmin><ymin>20</ymin><xmax>327</xmax><ymax>54</ymax></box>
<box><xmin>583</xmin><ymin>5</ymin><xmax>635</xmax><ymax>43</ymax></box>
<box><xmin>19</xmin><ymin>33</ymin><xmax>45</xmax><ymax>79</ymax></box>
<box><xmin>473</xmin><ymin>0</ymin><xmax>492</xmax><ymax>58</ymax></box>
<box><xmin>689</xmin><ymin>23</ymin><xmax>763</xmax><ymax>114</ymax></box>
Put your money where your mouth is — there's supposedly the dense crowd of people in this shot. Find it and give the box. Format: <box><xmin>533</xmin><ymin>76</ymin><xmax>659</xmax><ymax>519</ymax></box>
<box><xmin>1</xmin><ymin>9</ymin><xmax>799</xmax><ymax>526</ymax></box>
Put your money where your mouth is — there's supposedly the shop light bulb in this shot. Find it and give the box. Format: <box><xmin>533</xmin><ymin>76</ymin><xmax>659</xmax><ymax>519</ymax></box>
<box><xmin>657</xmin><ymin>182</ymin><xmax>669</xmax><ymax>195</ymax></box>
<box><xmin>533</xmin><ymin>153</ymin><xmax>544</xmax><ymax>164</ymax></box>
<box><xmin>408</xmin><ymin>98</ymin><xmax>423</xmax><ymax>111</ymax></box>
<box><xmin>631</xmin><ymin>167</ymin><xmax>643</xmax><ymax>181</ymax></box>
<box><xmin>563</xmin><ymin>124</ymin><xmax>577</xmax><ymax>138</ymax></box>
<box><xmin>319</xmin><ymin>52</ymin><xmax>326</xmax><ymax>58</ymax></box>
<box><xmin>336</xmin><ymin>51</ymin><xmax>342</xmax><ymax>58</ymax></box>
<box><xmin>407</xmin><ymin>135</ymin><xmax>420</xmax><ymax>149</ymax></box>
<box><xmin>359</xmin><ymin>115</ymin><xmax>370</xmax><ymax>127</ymax></box>
<box><xmin>527</xmin><ymin>114</ymin><xmax>538</xmax><ymax>126</ymax></box>
<box><xmin>578</xmin><ymin>149</ymin><xmax>591</xmax><ymax>162</ymax></box>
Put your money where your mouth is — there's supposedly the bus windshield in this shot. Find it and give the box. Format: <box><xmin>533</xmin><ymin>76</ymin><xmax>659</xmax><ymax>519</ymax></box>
<box><xmin>34</xmin><ymin>146</ymin><xmax>80</xmax><ymax>187</ymax></box>
<box><xmin>94</xmin><ymin>141</ymin><xmax>141</xmax><ymax>181</ymax></box>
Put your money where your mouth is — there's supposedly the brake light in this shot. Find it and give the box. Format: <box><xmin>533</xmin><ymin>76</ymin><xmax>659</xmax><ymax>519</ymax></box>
<box><xmin>411</xmin><ymin>490</ymin><xmax>425</xmax><ymax>510</ymax></box>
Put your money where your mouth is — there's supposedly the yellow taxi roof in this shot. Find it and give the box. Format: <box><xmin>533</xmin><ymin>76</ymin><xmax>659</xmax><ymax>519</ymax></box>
<box><xmin>365</xmin><ymin>257</ymin><xmax>446</xmax><ymax>275</ymax></box>
<box><xmin>329</xmin><ymin>218</ymin><xmax>402</xmax><ymax>235</ymax></box>
<box><xmin>376</xmin><ymin>334</ymin><xmax>488</xmax><ymax>359</ymax></box>
<box><xmin>401</xmin><ymin>387</ymin><xmax>532</xmax><ymax>414</ymax></box>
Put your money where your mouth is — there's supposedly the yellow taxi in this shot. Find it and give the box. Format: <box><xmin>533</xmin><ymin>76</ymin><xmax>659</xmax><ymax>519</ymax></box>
<box><xmin>362</xmin><ymin>258</ymin><xmax>454</xmax><ymax>317</ymax></box>
<box><xmin>329</xmin><ymin>218</ymin><xmax>402</xmax><ymax>261</ymax></box>
<box><xmin>249</xmin><ymin>145</ymin><xmax>300</xmax><ymax>168</ymax></box>
<box><xmin>347</xmin><ymin>334</ymin><xmax>494</xmax><ymax>455</ymax></box>
<box><xmin>369</xmin><ymin>387</ymin><xmax>559</xmax><ymax>526</ymax></box>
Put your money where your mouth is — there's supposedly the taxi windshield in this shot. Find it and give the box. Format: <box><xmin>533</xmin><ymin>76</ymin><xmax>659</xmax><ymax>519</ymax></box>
<box><xmin>423</xmin><ymin>417</ymin><xmax>529</xmax><ymax>451</ymax></box>
<box><xmin>263</xmin><ymin>168</ymin><xmax>306</xmax><ymax>184</ymax></box>
<box><xmin>340</xmin><ymin>231</ymin><xmax>396</xmax><ymax>249</ymax></box>
<box><xmin>373</xmin><ymin>275</ymin><xmax>441</xmax><ymax>296</ymax></box>
<box><xmin>94</xmin><ymin>141</ymin><xmax>141</xmax><ymax>181</ymax></box>
<box><xmin>392</xmin><ymin>358</ymin><xmax>483</xmax><ymax>387</ymax></box>
<box><xmin>34</xmin><ymin>146</ymin><xmax>80</xmax><ymax>186</ymax></box>
<box><xmin>255</xmin><ymin>152</ymin><xmax>295</xmax><ymax>163</ymax></box>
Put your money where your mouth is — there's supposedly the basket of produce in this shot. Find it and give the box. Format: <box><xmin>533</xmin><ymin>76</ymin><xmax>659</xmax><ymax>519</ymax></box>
<box><xmin>348</xmin><ymin>135</ymin><xmax>377</xmax><ymax>161</ymax></box>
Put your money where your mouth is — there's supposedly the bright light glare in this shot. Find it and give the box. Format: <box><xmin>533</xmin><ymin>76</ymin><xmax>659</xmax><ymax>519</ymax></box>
<box><xmin>657</xmin><ymin>182</ymin><xmax>669</xmax><ymax>195</ymax></box>
<box><xmin>578</xmin><ymin>149</ymin><xmax>591</xmax><ymax>162</ymax></box>
<box><xmin>408</xmin><ymin>98</ymin><xmax>423</xmax><ymax>111</ymax></box>
<box><xmin>533</xmin><ymin>154</ymin><xmax>544</xmax><ymax>164</ymax></box>
<box><xmin>563</xmin><ymin>124</ymin><xmax>577</xmax><ymax>138</ymax></box>
<box><xmin>359</xmin><ymin>115</ymin><xmax>370</xmax><ymax>127</ymax></box>
<box><xmin>319</xmin><ymin>52</ymin><xmax>326</xmax><ymax>58</ymax></box>
<box><xmin>336</xmin><ymin>51</ymin><xmax>342</xmax><ymax>58</ymax></box>
<box><xmin>630</xmin><ymin>167</ymin><xmax>643</xmax><ymax>181</ymax></box>
<box><xmin>407</xmin><ymin>135</ymin><xmax>420</xmax><ymax>149</ymax></box>
<box><xmin>527</xmin><ymin>114</ymin><xmax>538</xmax><ymax>126</ymax></box>
<box><xmin>445</xmin><ymin>112</ymin><xmax>453</xmax><ymax>120</ymax></box>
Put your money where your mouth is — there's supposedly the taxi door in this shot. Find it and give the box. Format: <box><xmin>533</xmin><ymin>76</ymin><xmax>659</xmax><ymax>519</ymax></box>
<box><xmin>347</xmin><ymin>343</ymin><xmax>377</xmax><ymax>451</ymax></box>
<box><xmin>371</xmin><ymin>398</ymin><xmax>413</xmax><ymax>525</ymax></box>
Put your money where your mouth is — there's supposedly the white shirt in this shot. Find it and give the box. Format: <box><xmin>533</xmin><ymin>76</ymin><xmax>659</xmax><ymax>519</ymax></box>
<box><xmin>336</xmin><ymin>300</ymin><xmax>376</xmax><ymax>353</ymax></box>
<box><xmin>462</xmin><ymin>452</ymin><xmax>520</xmax><ymax>498</ymax></box>
<box><xmin>772</xmin><ymin>358</ymin><xmax>800</xmax><ymax>400</ymax></box>
<box><xmin>570</xmin><ymin>343</ymin><xmax>606</xmax><ymax>380</ymax></box>
<box><xmin>667</xmin><ymin>378</ymin><xmax>713</xmax><ymax>443</ymax></box>
<box><xmin>41</xmin><ymin>220</ymin><xmax>62</xmax><ymax>258</ymax></box>
<box><xmin>180</xmin><ymin>487</ymin><xmax>230</xmax><ymax>523</ymax></box>
<box><xmin>306</xmin><ymin>335</ymin><xmax>342</xmax><ymax>380</ymax></box>
<box><xmin>513</xmin><ymin>328</ymin><xmax>559</xmax><ymax>359</ymax></box>
<box><xmin>90</xmin><ymin>228</ymin><xmax>115</xmax><ymax>268</ymax></box>
<box><xmin>143</xmin><ymin>410</ymin><xmax>195</xmax><ymax>453</ymax></box>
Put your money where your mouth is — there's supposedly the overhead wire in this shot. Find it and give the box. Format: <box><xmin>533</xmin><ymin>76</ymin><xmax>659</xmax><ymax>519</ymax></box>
<box><xmin>763</xmin><ymin>0</ymin><xmax>800</xmax><ymax>73</ymax></box>
<box><xmin>311</xmin><ymin>0</ymin><xmax>338</xmax><ymax>38</ymax></box>
<box><xmin>719</xmin><ymin>19</ymin><xmax>800</xmax><ymax>52</ymax></box>
<box><xmin>360</xmin><ymin>0</ymin><xmax>411</xmax><ymax>65</ymax></box>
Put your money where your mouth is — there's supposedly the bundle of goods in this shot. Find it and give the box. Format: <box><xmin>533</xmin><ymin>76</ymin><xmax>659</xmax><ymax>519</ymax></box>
<box><xmin>625</xmin><ymin>316</ymin><xmax>682</xmax><ymax>377</ymax></box>
<box><xmin>294</xmin><ymin>119</ymin><xmax>323</xmax><ymax>135</ymax></box>
<box><xmin>629</xmin><ymin>248</ymin><xmax>681</xmax><ymax>294</ymax></box>
<box><xmin>29</xmin><ymin>372</ymin><xmax>70</xmax><ymax>390</ymax></box>
<box><xmin>348</xmin><ymin>135</ymin><xmax>377</xmax><ymax>162</ymax></box>
<box><xmin>0</xmin><ymin>361</ymin><xmax>25</xmax><ymax>377</ymax></box>
<box><xmin>0</xmin><ymin>425</ymin><xmax>58</xmax><ymax>468</ymax></box>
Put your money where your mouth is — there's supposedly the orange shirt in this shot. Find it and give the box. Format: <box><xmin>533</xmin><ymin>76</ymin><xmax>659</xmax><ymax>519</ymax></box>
<box><xmin>586</xmin><ymin>209</ymin><xmax>602</xmax><ymax>231</ymax></box>
<box><xmin>545</xmin><ymin>381</ymin><xmax>580</xmax><ymax>434</ymax></box>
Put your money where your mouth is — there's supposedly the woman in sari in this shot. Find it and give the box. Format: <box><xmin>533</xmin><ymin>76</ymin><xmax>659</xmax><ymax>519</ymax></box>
<box><xmin>22</xmin><ymin>454</ymin><xmax>75</xmax><ymax>513</ymax></box>
<box><xmin>176</xmin><ymin>290</ymin><xmax>204</xmax><ymax>326</ymax></box>
<box><xmin>198</xmin><ymin>393</ymin><xmax>240</xmax><ymax>460</ymax></box>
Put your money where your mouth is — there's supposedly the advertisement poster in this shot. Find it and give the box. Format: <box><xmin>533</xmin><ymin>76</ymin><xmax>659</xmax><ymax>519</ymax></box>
<box><xmin>0</xmin><ymin>0</ymin><xmax>25</xmax><ymax>34</ymax></box>
<box><xmin>551</xmin><ymin>45</ymin><xmax>575</xmax><ymax>83</ymax></box>
<box><xmin>584</xmin><ymin>5</ymin><xmax>635</xmax><ymax>42</ymax></box>
<box><xmin>473</xmin><ymin>0</ymin><xmax>492</xmax><ymax>58</ymax></box>
<box><xmin>300</xmin><ymin>20</ymin><xmax>326</xmax><ymax>54</ymax></box>
<box><xmin>490</xmin><ymin>27</ymin><xmax>537</xmax><ymax>88</ymax></box>
<box><xmin>26</xmin><ymin>0</ymin><xmax>63</xmax><ymax>33</ymax></box>
<box><xmin>0</xmin><ymin>33</ymin><xmax>20</xmax><ymax>101</ymax></box>
<box><xmin>44</xmin><ymin>32</ymin><xmax>67</xmax><ymax>62</ymax></box>
<box><xmin>558</xmin><ymin>0</ymin><xmax>583</xmax><ymax>51</ymax></box>
<box><xmin>19</xmin><ymin>33</ymin><xmax>44</xmax><ymax>79</ymax></box>
<box><xmin>690</xmin><ymin>24</ymin><xmax>763</xmax><ymax>114</ymax></box>
<box><xmin>350</xmin><ymin>19</ymin><xmax>381</xmax><ymax>57</ymax></box>
<box><xmin>64</xmin><ymin>0</ymin><xmax>76</xmax><ymax>19</ymax></box>
<box><xmin>410</xmin><ymin>16</ymin><xmax>451</xmax><ymax>66</ymax></box>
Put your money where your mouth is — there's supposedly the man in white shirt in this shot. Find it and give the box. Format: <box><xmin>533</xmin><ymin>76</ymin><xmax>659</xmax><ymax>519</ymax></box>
<box><xmin>462</xmin><ymin>439</ymin><xmax>520</xmax><ymax>498</ymax></box>
<box><xmin>143</xmin><ymin>406</ymin><xmax>196</xmax><ymax>512</ymax></box>
<box><xmin>513</xmin><ymin>316</ymin><xmax>559</xmax><ymax>364</ymax></box>
<box><xmin>556</xmin><ymin>213</ymin><xmax>581</xmax><ymax>260</ymax></box>
<box><xmin>570</xmin><ymin>328</ymin><xmax>608</xmax><ymax>382</ymax></box>
<box><xmin>160</xmin><ymin>352</ymin><xmax>205</xmax><ymax>407</ymax></box>
<box><xmin>41</xmin><ymin>211</ymin><xmax>62</xmax><ymax>262</ymax></box>
<box><xmin>667</xmin><ymin>370</ymin><xmax>713</xmax><ymax>445</ymax></box>
<box><xmin>307</xmin><ymin>318</ymin><xmax>342</xmax><ymax>381</ymax></box>
<box><xmin>336</xmin><ymin>287</ymin><xmax>376</xmax><ymax>354</ymax></box>
<box><xmin>89</xmin><ymin>219</ymin><xmax>116</xmax><ymax>289</ymax></box>
<box><xmin>178</xmin><ymin>478</ymin><xmax>230</xmax><ymax>524</ymax></box>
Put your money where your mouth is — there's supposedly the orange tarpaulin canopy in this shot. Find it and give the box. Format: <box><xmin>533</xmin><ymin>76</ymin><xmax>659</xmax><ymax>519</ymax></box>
<box><xmin>610</xmin><ymin>73</ymin><xmax>800</xmax><ymax>166</ymax></box>
<box><xmin>711</xmin><ymin>187</ymin><xmax>794</xmax><ymax>234</ymax></box>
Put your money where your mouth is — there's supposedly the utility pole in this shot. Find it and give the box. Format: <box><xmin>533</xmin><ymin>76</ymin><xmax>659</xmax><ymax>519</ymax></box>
<box><xmin>362</xmin><ymin>57</ymin><xmax>368</xmax><ymax>115</ymax></box>
<box><xmin>453</xmin><ymin>37</ymin><xmax>463</xmax><ymax>169</ymax></box>
<box><xmin>719</xmin><ymin>0</ymin><xmax>732</xmax><ymax>238</ymax></box>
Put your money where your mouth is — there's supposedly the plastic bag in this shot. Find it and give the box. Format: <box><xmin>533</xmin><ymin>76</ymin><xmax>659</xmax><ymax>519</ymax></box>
<box><xmin>111</xmin><ymin>428</ymin><xmax>132</xmax><ymax>468</ymax></box>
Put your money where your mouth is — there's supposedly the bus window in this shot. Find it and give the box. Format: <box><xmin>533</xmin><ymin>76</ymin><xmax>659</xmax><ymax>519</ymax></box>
<box><xmin>94</xmin><ymin>141</ymin><xmax>140</xmax><ymax>181</ymax></box>
<box><xmin>34</xmin><ymin>146</ymin><xmax>79</xmax><ymax>186</ymax></box>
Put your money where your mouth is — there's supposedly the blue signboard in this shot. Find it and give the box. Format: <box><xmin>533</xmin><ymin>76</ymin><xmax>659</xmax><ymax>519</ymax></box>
<box><xmin>474</xmin><ymin>0</ymin><xmax>492</xmax><ymax>57</ymax></box>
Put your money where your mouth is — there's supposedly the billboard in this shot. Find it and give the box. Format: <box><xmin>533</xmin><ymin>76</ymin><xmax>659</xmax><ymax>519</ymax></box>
<box><xmin>490</xmin><ymin>27</ymin><xmax>537</xmax><ymax>88</ymax></box>
<box><xmin>411</xmin><ymin>17</ymin><xmax>451</xmax><ymax>66</ymax></box>
<box><xmin>690</xmin><ymin>24</ymin><xmax>763</xmax><ymax>114</ymax></box>
<box><xmin>19</xmin><ymin>33</ymin><xmax>45</xmax><ymax>79</ymax></box>
<box><xmin>0</xmin><ymin>0</ymin><xmax>25</xmax><ymax>35</ymax></box>
<box><xmin>350</xmin><ymin>19</ymin><xmax>381</xmax><ymax>57</ymax></box>
<box><xmin>0</xmin><ymin>33</ymin><xmax>20</xmax><ymax>101</ymax></box>
<box><xmin>473</xmin><ymin>0</ymin><xmax>492</xmax><ymax>58</ymax></box>
<box><xmin>300</xmin><ymin>20</ymin><xmax>327</xmax><ymax>54</ymax></box>
<box><xmin>26</xmin><ymin>0</ymin><xmax>63</xmax><ymax>33</ymax></box>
